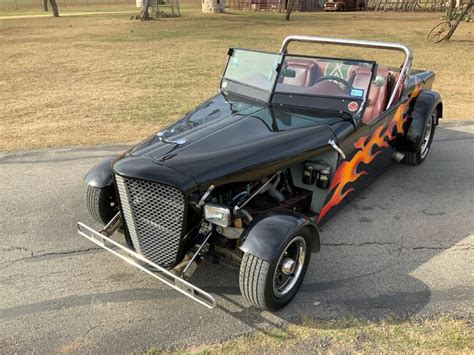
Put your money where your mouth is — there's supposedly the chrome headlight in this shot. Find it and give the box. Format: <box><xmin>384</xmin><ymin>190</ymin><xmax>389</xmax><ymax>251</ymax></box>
<box><xmin>204</xmin><ymin>203</ymin><xmax>231</xmax><ymax>227</ymax></box>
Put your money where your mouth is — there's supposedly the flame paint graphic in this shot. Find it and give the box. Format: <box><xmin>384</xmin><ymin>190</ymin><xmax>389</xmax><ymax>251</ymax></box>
<box><xmin>317</xmin><ymin>84</ymin><xmax>421</xmax><ymax>224</ymax></box>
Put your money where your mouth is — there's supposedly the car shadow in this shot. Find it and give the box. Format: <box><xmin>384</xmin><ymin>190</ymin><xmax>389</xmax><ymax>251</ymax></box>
<box><xmin>187</xmin><ymin>121</ymin><xmax>473</xmax><ymax>332</ymax></box>
<box><xmin>1</xmin><ymin>122</ymin><xmax>471</xmax><ymax>352</ymax></box>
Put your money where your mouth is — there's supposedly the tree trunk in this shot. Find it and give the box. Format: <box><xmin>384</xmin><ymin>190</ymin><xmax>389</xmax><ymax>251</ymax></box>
<box><xmin>140</xmin><ymin>0</ymin><xmax>152</xmax><ymax>20</ymax></box>
<box><xmin>285</xmin><ymin>0</ymin><xmax>295</xmax><ymax>20</ymax></box>
<box><xmin>49</xmin><ymin>0</ymin><xmax>59</xmax><ymax>16</ymax></box>
<box><xmin>42</xmin><ymin>0</ymin><xmax>48</xmax><ymax>11</ymax></box>
<box><xmin>446</xmin><ymin>0</ymin><xmax>455</xmax><ymax>20</ymax></box>
<box><xmin>374</xmin><ymin>0</ymin><xmax>382</xmax><ymax>11</ymax></box>
<box><xmin>445</xmin><ymin>0</ymin><xmax>472</xmax><ymax>40</ymax></box>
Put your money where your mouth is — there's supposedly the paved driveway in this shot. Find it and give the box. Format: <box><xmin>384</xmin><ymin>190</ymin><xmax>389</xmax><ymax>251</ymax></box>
<box><xmin>1</xmin><ymin>121</ymin><xmax>472</xmax><ymax>353</ymax></box>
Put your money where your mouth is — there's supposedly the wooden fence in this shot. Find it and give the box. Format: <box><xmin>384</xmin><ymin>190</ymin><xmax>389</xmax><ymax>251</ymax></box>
<box><xmin>2</xmin><ymin>0</ymin><xmax>461</xmax><ymax>10</ymax></box>
<box><xmin>228</xmin><ymin>0</ymin><xmax>455</xmax><ymax>10</ymax></box>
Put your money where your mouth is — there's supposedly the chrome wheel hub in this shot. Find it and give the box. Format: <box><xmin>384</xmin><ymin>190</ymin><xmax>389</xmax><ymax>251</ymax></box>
<box><xmin>420</xmin><ymin>114</ymin><xmax>434</xmax><ymax>160</ymax></box>
<box><xmin>281</xmin><ymin>257</ymin><xmax>296</xmax><ymax>275</ymax></box>
<box><xmin>273</xmin><ymin>236</ymin><xmax>306</xmax><ymax>297</ymax></box>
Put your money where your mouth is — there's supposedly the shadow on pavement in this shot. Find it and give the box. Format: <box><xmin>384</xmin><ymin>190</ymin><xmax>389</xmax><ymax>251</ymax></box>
<box><xmin>189</xmin><ymin>121</ymin><xmax>473</xmax><ymax>331</ymax></box>
<box><xmin>1</xmin><ymin>122</ymin><xmax>472</xmax><ymax>352</ymax></box>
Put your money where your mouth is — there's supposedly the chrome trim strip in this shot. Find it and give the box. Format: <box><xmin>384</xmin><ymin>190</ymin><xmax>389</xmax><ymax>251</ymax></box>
<box><xmin>279</xmin><ymin>35</ymin><xmax>413</xmax><ymax>109</ymax></box>
<box><xmin>77</xmin><ymin>222</ymin><xmax>217</xmax><ymax>309</ymax></box>
<box><xmin>115</xmin><ymin>175</ymin><xmax>141</xmax><ymax>253</ymax></box>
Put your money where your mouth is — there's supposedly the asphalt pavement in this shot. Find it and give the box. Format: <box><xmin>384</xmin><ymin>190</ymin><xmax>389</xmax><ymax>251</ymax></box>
<box><xmin>1</xmin><ymin>121</ymin><xmax>473</xmax><ymax>353</ymax></box>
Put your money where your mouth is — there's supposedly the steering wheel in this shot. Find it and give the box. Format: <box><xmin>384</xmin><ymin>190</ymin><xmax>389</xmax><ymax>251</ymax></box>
<box><xmin>313</xmin><ymin>76</ymin><xmax>352</xmax><ymax>93</ymax></box>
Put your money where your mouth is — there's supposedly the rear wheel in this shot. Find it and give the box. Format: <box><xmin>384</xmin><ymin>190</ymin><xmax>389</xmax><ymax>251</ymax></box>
<box><xmin>86</xmin><ymin>185</ymin><xmax>118</xmax><ymax>225</ymax></box>
<box><xmin>239</xmin><ymin>229</ymin><xmax>311</xmax><ymax>310</ymax></box>
<box><xmin>403</xmin><ymin>110</ymin><xmax>436</xmax><ymax>165</ymax></box>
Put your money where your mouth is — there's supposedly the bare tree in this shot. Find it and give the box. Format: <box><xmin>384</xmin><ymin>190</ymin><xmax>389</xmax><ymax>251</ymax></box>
<box><xmin>285</xmin><ymin>0</ymin><xmax>296</xmax><ymax>21</ymax></box>
<box><xmin>447</xmin><ymin>0</ymin><xmax>455</xmax><ymax>20</ymax></box>
<box><xmin>42</xmin><ymin>0</ymin><xmax>48</xmax><ymax>12</ymax></box>
<box><xmin>445</xmin><ymin>0</ymin><xmax>472</xmax><ymax>40</ymax></box>
<box><xmin>141</xmin><ymin>0</ymin><xmax>153</xmax><ymax>20</ymax></box>
<box><xmin>49</xmin><ymin>0</ymin><xmax>59</xmax><ymax>17</ymax></box>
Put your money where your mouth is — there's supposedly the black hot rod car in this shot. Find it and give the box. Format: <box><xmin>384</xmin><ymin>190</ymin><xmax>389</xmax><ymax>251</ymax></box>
<box><xmin>78</xmin><ymin>36</ymin><xmax>442</xmax><ymax>310</ymax></box>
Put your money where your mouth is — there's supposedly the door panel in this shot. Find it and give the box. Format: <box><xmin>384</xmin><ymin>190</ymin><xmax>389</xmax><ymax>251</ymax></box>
<box><xmin>316</xmin><ymin>99</ymin><xmax>408</xmax><ymax>226</ymax></box>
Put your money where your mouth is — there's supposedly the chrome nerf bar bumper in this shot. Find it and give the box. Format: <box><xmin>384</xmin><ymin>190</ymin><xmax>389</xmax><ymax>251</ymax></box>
<box><xmin>77</xmin><ymin>220</ymin><xmax>217</xmax><ymax>309</ymax></box>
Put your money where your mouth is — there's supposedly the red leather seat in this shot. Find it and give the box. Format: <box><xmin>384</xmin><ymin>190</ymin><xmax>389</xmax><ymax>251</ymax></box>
<box><xmin>351</xmin><ymin>67</ymin><xmax>372</xmax><ymax>94</ymax></box>
<box><xmin>281</xmin><ymin>59</ymin><xmax>319</xmax><ymax>87</ymax></box>
<box><xmin>388</xmin><ymin>71</ymin><xmax>403</xmax><ymax>104</ymax></box>
<box><xmin>314</xmin><ymin>62</ymin><xmax>359</xmax><ymax>82</ymax></box>
<box><xmin>361</xmin><ymin>67</ymin><xmax>389</xmax><ymax>124</ymax></box>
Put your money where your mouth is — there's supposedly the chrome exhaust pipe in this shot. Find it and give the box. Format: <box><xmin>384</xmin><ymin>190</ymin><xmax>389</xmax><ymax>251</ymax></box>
<box><xmin>392</xmin><ymin>151</ymin><xmax>405</xmax><ymax>163</ymax></box>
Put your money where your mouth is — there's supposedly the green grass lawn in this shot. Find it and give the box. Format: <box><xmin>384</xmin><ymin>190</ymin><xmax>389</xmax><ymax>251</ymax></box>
<box><xmin>0</xmin><ymin>9</ymin><xmax>473</xmax><ymax>151</ymax></box>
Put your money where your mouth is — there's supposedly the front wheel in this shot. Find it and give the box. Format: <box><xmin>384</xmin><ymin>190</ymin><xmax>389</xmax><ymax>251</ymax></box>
<box><xmin>239</xmin><ymin>229</ymin><xmax>311</xmax><ymax>310</ymax></box>
<box><xmin>86</xmin><ymin>185</ymin><xmax>118</xmax><ymax>225</ymax></box>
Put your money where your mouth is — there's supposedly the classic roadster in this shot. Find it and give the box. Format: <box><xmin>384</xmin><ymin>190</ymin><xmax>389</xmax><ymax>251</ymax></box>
<box><xmin>78</xmin><ymin>36</ymin><xmax>442</xmax><ymax>310</ymax></box>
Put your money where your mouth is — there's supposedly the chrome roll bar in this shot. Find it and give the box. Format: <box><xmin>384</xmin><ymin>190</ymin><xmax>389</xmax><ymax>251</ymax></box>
<box><xmin>279</xmin><ymin>35</ymin><xmax>413</xmax><ymax>109</ymax></box>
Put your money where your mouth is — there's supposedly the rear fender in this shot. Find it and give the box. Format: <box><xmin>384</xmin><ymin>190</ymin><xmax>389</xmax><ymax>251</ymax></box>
<box><xmin>399</xmin><ymin>90</ymin><xmax>442</xmax><ymax>153</ymax></box>
<box><xmin>239</xmin><ymin>210</ymin><xmax>320</xmax><ymax>262</ymax></box>
<box><xmin>84</xmin><ymin>156</ymin><xmax>115</xmax><ymax>188</ymax></box>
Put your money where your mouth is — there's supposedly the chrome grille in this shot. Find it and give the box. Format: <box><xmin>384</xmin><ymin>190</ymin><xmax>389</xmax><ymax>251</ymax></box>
<box><xmin>115</xmin><ymin>175</ymin><xmax>185</xmax><ymax>268</ymax></box>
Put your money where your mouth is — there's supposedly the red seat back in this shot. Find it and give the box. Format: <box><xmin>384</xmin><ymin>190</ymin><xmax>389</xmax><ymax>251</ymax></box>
<box><xmin>281</xmin><ymin>59</ymin><xmax>319</xmax><ymax>87</ymax></box>
<box><xmin>361</xmin><ymin>67</ymin><xmax>389</xmax><ymax>125</ymax></box>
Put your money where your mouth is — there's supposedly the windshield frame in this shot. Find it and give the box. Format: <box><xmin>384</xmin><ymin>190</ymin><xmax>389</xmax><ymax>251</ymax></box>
<box><xmin>279</xmin><ymin>35</ymin><xmax>413</xmax><ymax>109</ymax></box>
<box><xmin>275</xmin><ymin>53</ymin><xmax>376</xmax><ymax>101</ymax></box>
<box><xmin>221</xmin><ymin>49</ymin><xmax>376</xmax><ymax>116</ymax></box>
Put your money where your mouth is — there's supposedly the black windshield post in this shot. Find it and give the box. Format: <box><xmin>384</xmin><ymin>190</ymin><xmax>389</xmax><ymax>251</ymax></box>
<box><xmin>269</xmin><ymin>54</ymin><xmax>285</xmax><ymax>104</ymax></box>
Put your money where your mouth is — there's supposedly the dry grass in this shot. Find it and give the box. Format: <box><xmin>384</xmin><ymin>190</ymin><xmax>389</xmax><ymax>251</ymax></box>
<box><xmin>147</xmin><ymin>317</ymin><xmax>473</xmax><ymax>354</ymax></box>
<box><xmin>0</xmin><ymin>10</ymin><xmax>473</xmax><ymax>151</ymax></box>
<box><xmin>0</xmin><ymin>5</ymin><xmax>136</xmax><ymax>17</ymax></box>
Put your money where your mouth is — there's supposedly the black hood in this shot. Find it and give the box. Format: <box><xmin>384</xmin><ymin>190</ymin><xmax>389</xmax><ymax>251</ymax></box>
<box><xmin>114</xmin><ymin>93</ymin><xmax>341</xmax><ymax>193</ymax></box>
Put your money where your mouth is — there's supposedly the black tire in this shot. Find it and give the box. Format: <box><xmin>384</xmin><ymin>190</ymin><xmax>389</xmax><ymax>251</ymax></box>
<box><xmin>402</xmin><ymin>110</ymin><xmax>436</xmax><ymax>166</ymax></box>
<box><xmin>239</xmin><ymin>228</ymin><xmax>311</xmax><ymax>310</ymax></box>
<box><xmin>86</xmin><ymin>185</ymin><xmax>118</xmax><ymax>225</ymax></box>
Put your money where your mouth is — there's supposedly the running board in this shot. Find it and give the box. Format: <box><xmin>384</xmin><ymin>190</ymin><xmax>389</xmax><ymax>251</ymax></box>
<box><xmin>77</xmin><ymin>222</ymin><xmax>217</xmax><ymax>309</ymax></box>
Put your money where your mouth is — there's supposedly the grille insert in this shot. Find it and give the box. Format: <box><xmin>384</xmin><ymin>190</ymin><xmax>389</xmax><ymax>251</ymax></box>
<box><xmin>115</xmin><ymin>175</ymin><xmax>185</xmax><ymax>268</ymax></box>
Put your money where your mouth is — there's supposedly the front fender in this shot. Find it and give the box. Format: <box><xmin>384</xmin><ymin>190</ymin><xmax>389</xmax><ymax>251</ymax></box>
<box><xmin>399</xmin><ymin>90</ymin><xmax>442</xmax><ymax>153</ymax></box>
<box><xmin>83</xmin><ymin>156</ymin><xmax>115</xmax><ymax>188</ymax></box>
<box><xmin>239</xmin><ymin>210</ymin><xmax>320</xmax><ymax>262</ymax></box>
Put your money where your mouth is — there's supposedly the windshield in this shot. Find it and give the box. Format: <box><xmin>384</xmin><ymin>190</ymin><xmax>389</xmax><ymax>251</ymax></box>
<box><xmin>221</xmin><ymin>49</ymin><xmax>376</xmax><ymax>113</ymax></box>
<box><xmin>275</xmin><ymin>56</ymin><xmax>374</xmax><ymax>100</ymax></box>
<box><xmin>222</xmin><ymin>49</ymin><xmax>281</xmax><ymax>101</ymax></box>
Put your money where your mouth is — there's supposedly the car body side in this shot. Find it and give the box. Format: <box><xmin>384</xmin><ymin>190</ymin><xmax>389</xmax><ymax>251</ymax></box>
<box><xmin>84</xmin><ymin>69</ymin><xmax>441</xmax><ymax>226</ymax></box>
